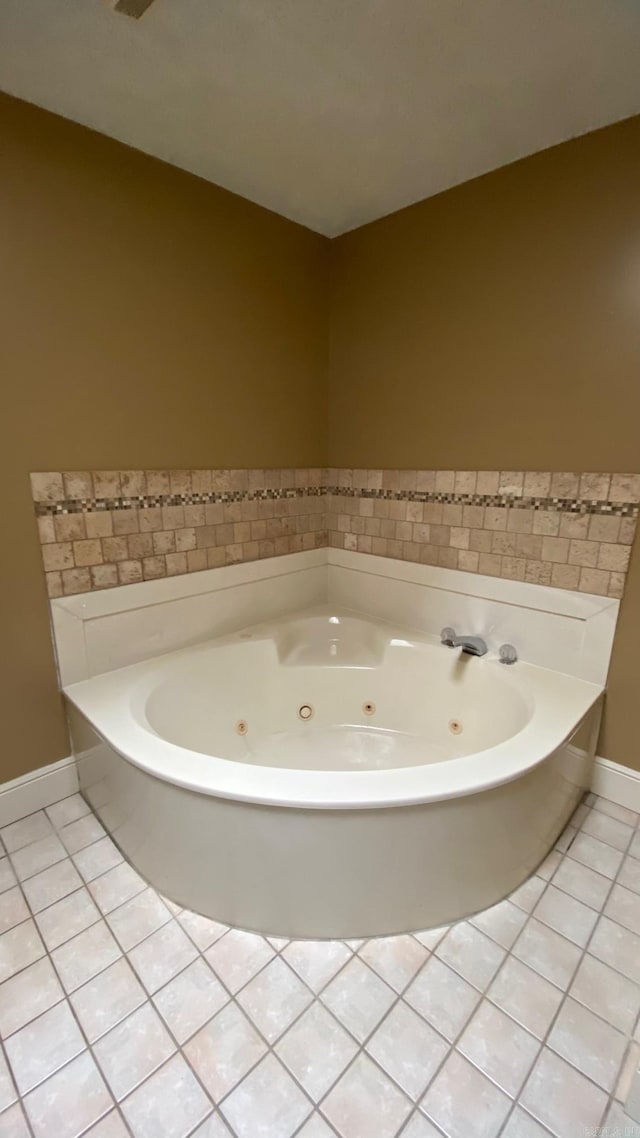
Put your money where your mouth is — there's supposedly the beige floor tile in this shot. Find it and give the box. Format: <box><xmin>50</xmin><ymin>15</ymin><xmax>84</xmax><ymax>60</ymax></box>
<box><xmin>509</xmin><ymin>876</ymin><xmax>546</xmax><ymax>913</ymax></box>
<box><xmin>0</xmin><ymin>1050</ymin><xmax>17</xmax><ymax>1112</ymax></box>
<box><xmin>436</xmin><ymin>922</ymin><xmax>505</xmax><ymax>990</ymax></box>
<box><xmin>405</xmin><ymin>956</ymin><xmax>480</xmax><ymax>1042</ymax></box>
<box><xmin>34</xmin><ymin>887</ymin><xmax>101</xmax><ymax>950</ymax></box>
<box><xmin>615</xmin><ymin>1039</ymin><xmax>640</xmax><ymax>1104</ymax></box>
<box><xmin>82</xmin><ymin>1110</ymin><xmax>131</xmax><ymax>1137</ymax></box>
<box><xmin>283</xmin><ymin>939</ymin><xmax>352</xmax><ymax>992</ymax></box>
<box><xmin>567</xmin><ymin>833</ymin><xmax>623</xmax><ymax>879</ymax></box>
<box><xmin>581</xmin><ymin>810</ymin><xmax>634</xmax><ymax>852</ymax></box>
<box><xmin>320</xmin><ymin>957</ymin><xmax>396</xmax><ymax>1043</ymax></box>
<box><xmin>88</xmin><ymin>863</ymin><xmax>146</xmax><ymax>915</ymax></box>
<box><xmin>120</xmin><ymin>1054</ymin><xmax>211</xmax><ymax>1138</ymax></box>
<box><xmin>0</xmin><ymin>858</ymin><xmax>17</xmax><ymax>894</ymax></box>
<box><xmin>1</xmin><ymin>813</ymin><xmax>53</xmax><ymax>854</ymax></box>
<box><xmin>537</xmin><ymin>849</ymin><xmax>562</xmax><ymax>879</ymax></box>
<box><xmin>512</xmin><ymin>918</ymin><xmax>581</xmax><ymax>989</ymax></box>
<box><xmin>183</xmin><ymin>1003</ymin><xmax>267</xmax><ymax>1102</ymax></box>
<box><xmin>23</xmin><ymin>1051</ymin><xmax>113</xmax><ymax>1138</ymax></box>
<box><xmin>618</xmin><ymin>854</ymin><xmax>640</xmax><ymax>896</ymax></box>
<box><xmin>73</xmin><ymin>837</ymin><xmax>123</xmax><ymax>883</ymax></box>
<box><xmin>177</xmin><ymin>910</ymin><xmax>227</xmax><ymax>951</ymax></box>
<box><xmin>551</xmin><ymin>856</ymin><xmax>611</xmax><ymax>910</ymax></box>
<box><xmin>533</xmin><ymin>884</ymin><xmax>598</xmax><ymax>947</ymax></box>
<box><xmin>501</xmin><ymin>1106</ymin><xmax>554</xmax><ymax>1137</ymax></box>
<box><xmin>458</xmin><ymin>999</ymin><xmax>540</xmax><ymax>1096</ymax></box>
<box><xmin>547</xmin><ymin>997</ymin><xmax>628</xmax><ymax>1091</ymax></box>
<box><xmin>421</xmin><ymin>1051</ymin><xmax>510</xmax><ymax>1138</ymax></box>
<box><xmin>128</xmin><ymin>920</ymin><xmax>197</xmax><ymax>994</ymax></box>
<box><xmin>590</xmin><ymin>916</ymin><xmax>640</xmax><ymax>984</ymax></box>
<box><xmin>4</xmin><ymin>792</ymin><xmax>640</xmax><ymax>1138</ymax></box>
<box><xmin>296</xmin><ymin>1117</ymin><xmax>340</xmax><ymax>1138</ymax></box>
<box><xmin>5</xmin><ymin>1002</ymin><xmax>84</xmax><ymax>1095</ymax></box>
<box><xmin>412</xmin><ymin>925</ymin><xmax>449</xmax><ymax>950</ymax></box>
<box><xmin>401</xmin><ymin>1114</ymin><xmax>445</xmax><ymax>1138</ymax></box>
<box><xmin>189</xmin><ymin>1116</ymin><xmax>233</xmax><ymax>1138</ymax></box>
<box><xmin>93</xmin><ymin>1004</ymin><xmax>175</xmax><ymax>1100</ymax></box>
<box><xmin>221</xmin><ymin>1054</ymin><xmax>312</xmax><ymax>1138</ymax></box>
<box><xmin>0</xmin><ymin>920</ymin><xmax>45</xmax><ymax>984</ymax></box>
<box><xmin>276</xmin><ymin>1003</ymin><xmax>357</xmax><ymax>1101</ymax></box>
<box><xmin>366</xmin><ymin>1002</ymin><xmax>448</xmax><ymax>1100</ymax></box>
<box><xmin>153</xmin><ymin>958</ymin><xmax>228</xmax><ymax>1044</ymax></box>
<box><xmin>0</xmin><ymin>957</ymin><xmax>64</xmax><ymax>1039</ymax></box>
<box><xmin>605</xmin><ymin>1101</ymin><xmax>640</xmax><ymax>1137</ymax></box>
<box><xmin>237</xmin><ymin>957</ymin><xmax>313</xmax><ymax>1043</ymax></box>
<box><xmin>204</xmin><ymin>929</ymin><xmax>274</xmax><ymax>994</ymax></box>
<box><xmin>520</xmin><ymin>1048</ymin><xmax>608</xmax><ymax>1138</ymax></box>
<box><xmin>358</xmin><ymin>935</ymin><xmax>428</xmax><ymax>992</ymax></box>
<box><xmin>604</xmin><ymin>882</ymin><xmax>640</xmax><ymax>935</ymax></box>
<box><xmin>11</xmin><ymin>835</ymin><xmax>67</xmax><ymax>882</ymax></box>
<box><xmin>487</xmin><ymin>955</ymin><xmax>563</xmax><ymax>1039</ymax></box>
<box><xmin>70</xmin><ymin>958</ymin><xmax>146</xmax><ymax>1043</ymax></box>
<box><xmin>569</xmin><ymin>952</ymin><xmax>640</xmax><ymax>1034</ymax></box>
<box><xmin>591</xmin><ymin>798</ymin><xmax>638</xmax><ymax>828</ymax></box>
<box><xmin>59</xmin><ymin>816</ymin><xmax>106</xmax><ymax>855</ymax></box>
<box><xmin>45</xmin><ymin>795</ymin><xmax>91</xmax><ymax>831</ymax></box>
<box><xmin>21</xmin><ymin>859</ymin><xmax>83</xmax><ymax>913</ymax></box>
<box><xmin>52</xmin><ymin>920</ymin><xmax>121</xmax><ymax>993</ymax></box>
<box><xmin>469</xmin><ymin>898</ymin><xmax>527</xmax><ymax>949</ymax></box>
<box><xmin>0</xmin><ymin>1102</ymin><xmax>31</xmax><ymax>1137</ymax></box>
<box><xmin>322</xmin><ymin>1053</ymin><xmax>411</xmax><ymax>1138</ymax></box>
<box><xmin>106</xmin><ymin>889</ymin><xmax>171</xmax><ymax>952</ymax></box>
<box><xmin>0</xmin><ymin>889</ymin><xmax>29</xmax><ymax>935</ymax></box>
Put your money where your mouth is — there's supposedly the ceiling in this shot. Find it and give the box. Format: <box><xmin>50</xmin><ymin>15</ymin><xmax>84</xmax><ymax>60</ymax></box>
<box><xmin>1</xmin><ymin>0</ymin><xmax>639</xmax><ymax>237</ymax></box>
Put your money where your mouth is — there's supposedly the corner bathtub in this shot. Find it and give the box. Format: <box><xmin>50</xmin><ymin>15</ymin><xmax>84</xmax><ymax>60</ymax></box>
<box><xmin>66</xmin><ymin>607</ymin><xmax>603</xmax><ymax>937</ymax></box>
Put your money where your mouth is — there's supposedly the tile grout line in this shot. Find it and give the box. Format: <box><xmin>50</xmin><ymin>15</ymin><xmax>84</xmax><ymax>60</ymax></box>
<box><xmin>498</xmin><ymin>800</ymin><xmax>640</xmax><ymax>1136</ymax></box>
<box><xmin>1</xmin><ymin>791</ymin><xmax>640</xmax><ymax>1138</ymax></box>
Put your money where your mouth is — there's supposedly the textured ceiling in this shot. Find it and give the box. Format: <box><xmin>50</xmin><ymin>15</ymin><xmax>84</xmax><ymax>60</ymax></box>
<box><xmin>1</xmin><ymin>0</ymin><xmax>640</xmax><ymax>236</ymax></box>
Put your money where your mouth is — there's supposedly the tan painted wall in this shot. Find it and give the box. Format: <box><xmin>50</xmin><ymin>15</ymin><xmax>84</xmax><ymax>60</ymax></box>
<box><xmin>3</xmin><ymin>91</ymin><xmax>639</xmax><ymax>780</ymax></box>
<box><xmin>0</xmin><ymin>93</ymin><xmax>328</xmax><ymax>781</ymax></box>
<box><xmin>329</xmin><ymin>114</ymin><xmax>640</xmax><ymax>770</ymax></box>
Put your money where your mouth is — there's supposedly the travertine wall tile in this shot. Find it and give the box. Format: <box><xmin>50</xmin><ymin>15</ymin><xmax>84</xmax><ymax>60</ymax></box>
<box><xmin>30</xmin><ymin>469</ymin><xmax>638</xmax><ymax>600</ymax></box>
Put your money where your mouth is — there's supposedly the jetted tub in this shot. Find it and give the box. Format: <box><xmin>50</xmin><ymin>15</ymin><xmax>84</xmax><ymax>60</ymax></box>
<box><xmin>66</xmin><ymin>606</ymin><xmax>603</xmax><ymax>936</ymax></box>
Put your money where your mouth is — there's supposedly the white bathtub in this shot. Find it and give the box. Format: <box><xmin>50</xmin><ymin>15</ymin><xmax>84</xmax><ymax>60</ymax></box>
<box><xmin>66</xmin><ymin>605</ymin><xmax>603</xmax><ymax>937</ymax></box>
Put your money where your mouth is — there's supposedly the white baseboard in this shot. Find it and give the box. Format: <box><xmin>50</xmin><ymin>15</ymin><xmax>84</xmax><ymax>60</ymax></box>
<box><xmin>0</xmin><ymin>756</ymin><xmax>78</xmax><ymax>827</ymax></box>
<box><xmin>592</xmin><ymin>755</ymin><xmax>640</xmax><ymax>814</ymax></box>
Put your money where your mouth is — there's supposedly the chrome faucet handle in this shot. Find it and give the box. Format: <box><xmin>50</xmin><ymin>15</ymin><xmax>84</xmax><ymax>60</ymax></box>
<box><xmin>441</xmin><ymin>627</ymin><xmax>456</xmax><ymax>647</ymax></box>
<box><xmin>499</xmin><ymin>644</ymin><xmax>518</xmax><ymax>665</ymax></box>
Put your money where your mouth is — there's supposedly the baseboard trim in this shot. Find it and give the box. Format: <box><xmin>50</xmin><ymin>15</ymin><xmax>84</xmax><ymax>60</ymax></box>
<box><xmin>0</xmin><ymin>756</ymin><xmax>78</xmax><ymax>827</ymax></box>
<box><xmin>592</xmin><ymin>755</ymin><xmax>640</xmax><ymax>814</ymax></box>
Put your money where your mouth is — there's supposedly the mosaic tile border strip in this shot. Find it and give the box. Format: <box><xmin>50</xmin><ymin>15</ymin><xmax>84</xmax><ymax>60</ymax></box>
<box><xmin>35</xmin><ymin>488</ymin><xmax>325</xmax><ymax>518</ymax></box>
<box><xmin>329</xmin><ymin>488</ymin><xmax>638</xmax><ymax>518</ymax></box>
<box><xmin>30</xmin><ymin>469</ymin><xmax>639</xmax><ymax>600</ymax></box>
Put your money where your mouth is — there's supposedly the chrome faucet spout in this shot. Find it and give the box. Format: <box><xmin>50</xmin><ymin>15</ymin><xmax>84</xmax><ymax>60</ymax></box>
<box><xmin>440</xmin><ymin>628</ymin><xmax>488</xmax><ymax>656</ymax></box>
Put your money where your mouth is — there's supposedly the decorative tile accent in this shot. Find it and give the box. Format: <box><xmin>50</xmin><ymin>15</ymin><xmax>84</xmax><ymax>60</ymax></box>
<box><xmin>30</xmin><ymin>469</ymin><xmax>638</xmax><ymax>598</ymax></box>
<box><xmin>31</xmin><ymin>468</ymin><xmax>327</xmax><ymax>599</ymax></box>
<box><xmin>326</xmin><ymin>468</ymin><xmax>639</xmax><ymax>600</ymax></box>
<box><xmin>2</xmin><ymin>789</ymin><xmax>640</xmax><ymax>1138</ymax></box>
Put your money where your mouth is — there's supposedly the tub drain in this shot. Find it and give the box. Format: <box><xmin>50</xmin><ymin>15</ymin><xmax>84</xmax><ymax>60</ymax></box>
<box><xmin>236</xmin><ymin>720</ymin><xmax>248</xmax><ymax>735</ymax></box>
<box><xmin>363</xmin><ymin>702</ymin><xmax>376</xmax><ymax>716</ymax></box>
<box><xmin>448</xmin><ymin>719</ymin><xmax>463</xmax><ymax>735</ymax></box>
<box><xmin>298</xmin><ymin>704</ymin><xmax>314</xmax><ymax>721</ymax></box>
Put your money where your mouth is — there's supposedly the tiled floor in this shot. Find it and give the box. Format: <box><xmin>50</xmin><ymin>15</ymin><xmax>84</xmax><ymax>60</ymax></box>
<box><xmin>1</xmin><ymin>792</ymin><xmax>640</xmax><ymax>1138</ymax></box>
